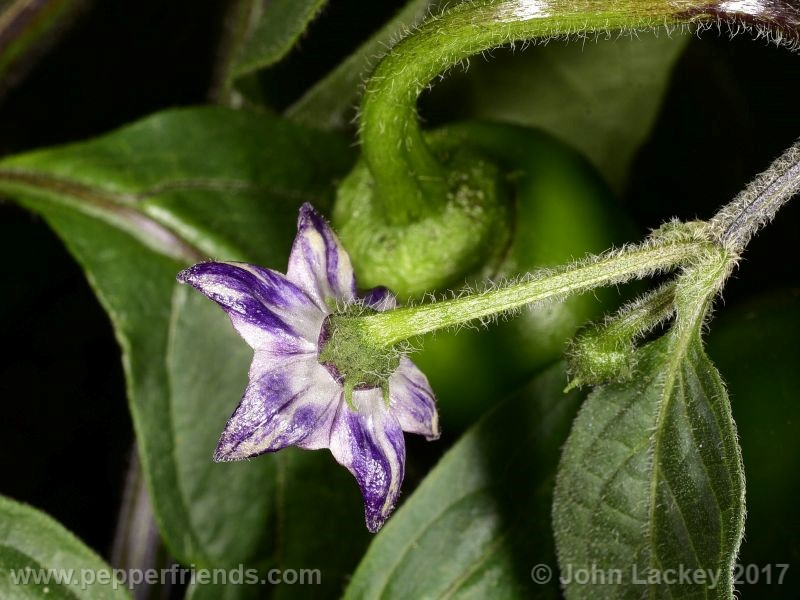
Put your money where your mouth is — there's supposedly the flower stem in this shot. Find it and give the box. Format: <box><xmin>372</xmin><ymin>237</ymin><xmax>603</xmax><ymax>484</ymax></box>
<box><xmin>343</xmin><ymin>134</ymin><xmax>800</xmax><ymax>352</ymax></box>
<box><xmin>360</xmin><ymin>0</ymin><xmax>800</xmax><ymax>224</ymax></box>
<box><xmin>357</xmin><ymin>238</ymin><xmax>716</xmax><ymax>346</ymax></box>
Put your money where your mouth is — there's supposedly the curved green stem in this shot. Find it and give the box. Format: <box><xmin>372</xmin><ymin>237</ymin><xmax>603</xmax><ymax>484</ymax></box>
<box><xmin>360</xmin><ymin>0</ymin><xmax>800</xmax><ymax>224</ymax></box>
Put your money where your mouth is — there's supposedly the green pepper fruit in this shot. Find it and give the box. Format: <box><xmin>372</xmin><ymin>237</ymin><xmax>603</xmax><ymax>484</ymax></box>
<box><xmin>707</xmin><ymin>290</ymin><xmax>800</xmax><ymax>597</ymax></box>
<box><xmin>334</xmin><ymin>121</ymin><xmax>634</xmax><ymax>431</ymax></box>
<box><xmin>413</xmin><ymin>123</ymin><xmax>634</xmax><ymax>430</ymax></box>
<box><xmin>334</xmin><ymin>135</ymin><xmax>513</xmax><ymax>297</ymax></box>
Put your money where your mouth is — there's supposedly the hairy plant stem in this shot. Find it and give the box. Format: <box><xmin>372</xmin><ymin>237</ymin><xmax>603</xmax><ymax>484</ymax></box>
<box><xmin>711</xmin><ymin>139</ymin><xmax>800</xmax><ymax>252</ymax></box>
<box><xmin>588</xmin><ymin>280</ymin><xmax>677</xmax><ymax>344</ymax></box>
<box><xmin>340</xmin><ymin>135</ymin><xmax>800</xmax><ymax>350</ymax></box>
<box><xmin>356</xmin><ymin>239</ymin><xmax>715</xmax><ymax>346</ymax></box>
<box><xmin>361</xmin><ymin>0</ymin><xmax>800</xmax><ymax>224</ymax></box>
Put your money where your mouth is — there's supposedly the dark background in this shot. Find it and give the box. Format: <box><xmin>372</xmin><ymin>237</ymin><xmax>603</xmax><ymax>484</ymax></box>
<box><xmin>0</xmin><ymin>0</ymin><xmax>798</xmax><ymax>596</ymax></box>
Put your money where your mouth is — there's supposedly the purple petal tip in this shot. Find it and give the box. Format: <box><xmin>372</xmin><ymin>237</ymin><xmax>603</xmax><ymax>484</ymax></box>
<box><xmin>212</xmin><ymin>449</ymin><xmax>231</xmax><ymax>463</ymax></box>
<box><xmin>426</xmin><ymin>428</ymin><xmax>442</xmax><ymax>442</ymax></box>
<box><xmin>213</xmin><ymin>445</ymin><xmax>239</xmax><ymax>463</ymax></box>
<box><xmin>297</xmin><ymin>202</ymin><xmax>322</xmax><ymax>229</ymax></box>
<box><xmin>176</xmin><ymin>266</ymin><xmax>193</xmax><ymax>284</ymax></box>
<box><xmin>213</xmin><ymin>432</ymin><xmax>240</xmax><ymax>462</ymax></box>
<box><xmin>366</xmin><ymin>510</ymin><xmax>390</xmax><ymax>533</ymax></box>
<box><xmin>362</xmin><ymin>286</ymin><xmax>397</xmax><ymax>312</ymax></box>
<box><xmin>176</xmin><ymin>262</ymin><xmax>217</xmax><ymax>286</ymax></box>
<box><xmin>213</xmin><ymin>432</ymin><xmax>256</xmax><ymax>463</ymax></box>
<box><xmin>296</xmin><ymin>203</ymin><xmax>334</xmax><ymax>242</ymax></box>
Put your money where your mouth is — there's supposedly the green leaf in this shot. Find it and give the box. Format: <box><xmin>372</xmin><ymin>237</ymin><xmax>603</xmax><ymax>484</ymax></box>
<box><xmin>219</xmin><ymin>0</ymin><xmax>328</xmax><ymax>91</ymax></box>
<box><xmin>0</xmin><ymin>0</ymin><xmax>88</xmax><ymax>99</ymax></box>
<box><xmin>708</xmin><ymin>291</ymin><xmax>800</xmax><ymax>596</ymax></box>
<box><xmin>0</xmin><ymin>107</ymin><xmax>368</xmax><ymax>594</ymax></box>
<box><xmin>286</xmin><ymin>0</ymin><xmax>438</xmax><ymax>131</ymax></box>
<box><xmin>0</xmin><ymin>495</ymin><xmax>131</xmax><ymax>599</ymax></box>
<box><xmin>185</xmin><ymin>580</ymin><xmax>261</xmax><ymax>600</ymax></box>
<box><xmin>345</xmin><ymin>363</ymin><xmax>585</xmax><ymax>600</ymax></box>
<box><xmin>553</xmin><ymin>327</ymin><xmax>745</xmax><ymax>598</ymax></box>
<box><xmin>0</xmin><ymin>106</ymin><xmax>351</xmax><ymax>264</ymax></box>
<box><xmin>425</xmin><ymin>34</ymin><xmax>688</xmax><ymax>191</ymax></box>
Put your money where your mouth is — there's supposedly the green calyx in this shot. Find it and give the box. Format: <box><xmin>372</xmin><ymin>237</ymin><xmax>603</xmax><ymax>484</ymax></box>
<box><xmin>318</xmin><ymin>306</ymin><xmax>401</xmax><ymax>408</ymax></box>
<box><xmin>333</xmin><ymin>139</ymin><xmax>512</xmax><ymax>298</ymax></box>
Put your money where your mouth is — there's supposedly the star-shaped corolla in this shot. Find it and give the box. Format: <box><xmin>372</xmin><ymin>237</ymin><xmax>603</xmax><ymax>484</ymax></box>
<box><xmin>177</xmin><ymin>203</ymin><xmax>440</xmax><ymax>532</ymax></box>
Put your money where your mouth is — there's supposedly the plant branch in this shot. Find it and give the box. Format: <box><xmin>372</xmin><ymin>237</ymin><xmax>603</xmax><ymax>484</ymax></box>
<box><xmin>356</xmin><ymin>237</ymin><xmax>717</xmax><ymax>346</ymax></box>
<box><xmin>711</xmin><ymin>139</ymin><xmax>800</xmax><ymax>252</ymax></box>
<box><xmin>360</xmin><ymin>0</ymin><xmax>800</xmax><ymax>224</ymax></box>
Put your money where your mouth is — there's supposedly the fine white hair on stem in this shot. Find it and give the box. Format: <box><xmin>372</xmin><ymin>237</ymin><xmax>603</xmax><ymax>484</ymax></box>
<box><xmin>710</xmin><ymin>140</ymin><xmax>800</xmax><ymax>252</ymax></box>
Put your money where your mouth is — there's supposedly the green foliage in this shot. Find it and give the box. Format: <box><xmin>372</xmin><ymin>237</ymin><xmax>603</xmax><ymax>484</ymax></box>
<box><xmin>0</xmin><ymin>496</ymin><xmax>131</xmax><ymax>599</ymax></box>
<box><xmin>344</xmin><ymin>363</ymin><xmax>584</xmax><ymax>599</ymax></box>
<box><xmin>0</xmin><ymin>0</ymin><xmax>88</xmax><ymax>99</ymax></box>
<box><xmin>3</xmin><ymin>1</ymin><xmax>798</xmax><ymax>598</ymax></box>
<box><xmin>410</xmin><ymin>123</ymin><xmax>632</xmax><ymax>429</ymax></box>
<box><xmin>429</xmin><ymin>34</ymin><xmax>689</xmax><ymax>190</ymax></box>
<box><xmin>185</xmin><ymin>581</ymin><xmax>262</xmax><ymax>600</ymax></box>
<box><xmin>708</xmin><ymin>291</ymin><xmax>800</xmax><ymax>597</ymax></box>
<box><xmin>219</xmin><ymin>0</ymin><xmax>328</xmax><ymax>95</ymax></box>
<box><xmin>0</xmin><ymin>107</ymin><xmax>353</xmax><ymax>263</ymax></box>
<box><xmin>566</xmin><ymin>281</ymin><xmax>677</xmax><ymax>389</ymax></box>
<box><xmin>553</xmin><ymin>331</ymin><xmax>745</xmax><ymax>599</ymax></box>
<box><xmin>287</xmin><ymin>0</ymin><xmax>439</xmax><ymax>130</ymax></box>
<box><xmin>0</xmin><ymin>107</ymin><xmax>370</xmax><ymax>596</ymax></box>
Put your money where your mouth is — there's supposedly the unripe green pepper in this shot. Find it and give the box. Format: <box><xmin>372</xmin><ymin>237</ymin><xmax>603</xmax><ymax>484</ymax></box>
<box><xmin>334</xmin><ymin>121</ymin><xmax>633</xmax><ymax>430</ymax></box>
<box><xmin>334</xmin><ymin>135</ymin><xmax>513</xmax><ymax>297</ymax></box>
<box><xmin>332</xmin><ymin>0</ymin><xmax>800</xmax><ymax>431</ymax></box>
<box><xmin>416</xmin><ymin>123</ymin><xmax>633</xmax><ymax>430</ymax></box>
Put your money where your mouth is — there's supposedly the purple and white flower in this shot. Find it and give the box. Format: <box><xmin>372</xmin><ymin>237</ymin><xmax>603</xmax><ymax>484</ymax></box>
<box><xmin>177</xmin><ymin>203</ymin><xmax>439</xmax><ymax>532</ymax></box>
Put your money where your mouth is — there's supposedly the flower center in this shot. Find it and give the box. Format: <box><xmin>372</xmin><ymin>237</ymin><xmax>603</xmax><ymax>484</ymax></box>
<box><xmin>317</xmin><ymin>308</ymin><xmax>402</xmax><ymax>407</ymax></box>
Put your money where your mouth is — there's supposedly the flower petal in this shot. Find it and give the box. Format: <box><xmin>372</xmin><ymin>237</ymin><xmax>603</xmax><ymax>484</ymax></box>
<box><xmin>178</xmin><ymin>261</ymin><xmax>322</xmax><ymax>353</ymax></box>
<box><xmin>389</xmin><ymin>357</ymin><xmax>440</xmax><ymax>441</ymax></box>
<box><xmin>287</xmin><ymin>203</ymin><xmax>356</xmax><ymax>308</ymax></box>
<box><xmin>361</xmin><ymin>286</ymin><xmax>397</xmax><ymax>312</ymax></box>
<box><xmin>214</xmin><ymin>356</ymin><xmax>341</xmax><ymax>461</ymax></box>
<box><xmin>329</xmin><ymin>391</ymin><xmax>405</xmax><ymax>532</ymax></box>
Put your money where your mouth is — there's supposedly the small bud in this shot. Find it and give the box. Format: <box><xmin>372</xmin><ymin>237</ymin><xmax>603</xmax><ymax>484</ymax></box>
<box><xmin>565</xmin><ymin>281</ymin><xmax>679</xmax><ymax>389</ymax></box>
<box><xmin>566</xmin><ymin>329</ymin><xmax>636</xmax><ymax>390</ymax></box>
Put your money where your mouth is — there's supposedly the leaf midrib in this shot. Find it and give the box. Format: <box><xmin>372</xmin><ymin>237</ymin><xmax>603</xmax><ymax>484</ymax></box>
<box><xmin>646</xmin><ymin>297</ymin><xmax>718</xmax><ymax>600</ymax></box>
<box><xmin>0</xmin><ymin>167</ymin><xmax>332</xmax><ymax>267</ymax></box>
<box><xmin>0</xmin><ymin>167</ymin><xmax>204</xmax><ymax>263</ymax></box>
